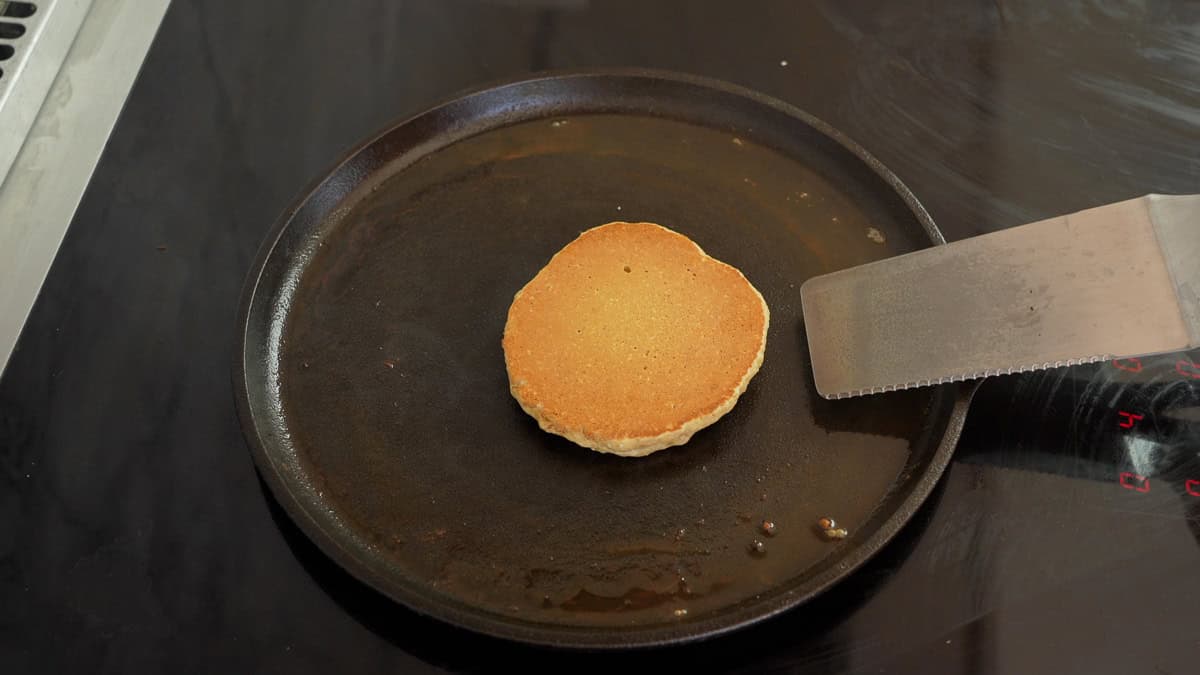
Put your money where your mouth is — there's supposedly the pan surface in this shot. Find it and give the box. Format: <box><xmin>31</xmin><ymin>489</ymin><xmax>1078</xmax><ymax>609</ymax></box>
<box><xmin>235</xmin><ymin>70</ymin><xmax>972</xmax><ymax>647</ymax></box>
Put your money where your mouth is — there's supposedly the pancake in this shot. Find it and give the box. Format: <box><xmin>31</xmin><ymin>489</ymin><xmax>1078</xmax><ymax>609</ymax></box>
<box><xmin>502</xmin><ymin>221</ymin><xmax>769</xmax><ymax>457</ymax></box>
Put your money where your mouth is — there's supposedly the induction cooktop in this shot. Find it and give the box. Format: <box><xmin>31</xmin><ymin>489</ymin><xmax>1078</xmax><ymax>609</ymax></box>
<box><xmin>3</xmin><ymin>2</ymin><xmax>1199</xmax><ymax>673</ymax></box>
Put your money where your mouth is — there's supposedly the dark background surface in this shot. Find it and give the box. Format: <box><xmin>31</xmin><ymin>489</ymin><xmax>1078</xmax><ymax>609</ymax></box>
<box><xmin>3</xmin><ymin>1</ymin><xmax>1200</xmax><ymax>672</ymax></box>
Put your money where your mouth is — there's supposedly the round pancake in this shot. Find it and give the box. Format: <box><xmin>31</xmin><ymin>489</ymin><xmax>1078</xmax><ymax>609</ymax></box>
<box><xmin>502</xmin><ymin>221</ymin><xmax>769</xmax><ymax>457</ymax></box>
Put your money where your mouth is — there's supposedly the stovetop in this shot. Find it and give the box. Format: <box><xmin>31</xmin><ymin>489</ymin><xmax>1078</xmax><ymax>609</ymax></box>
<box><xmin>2</xmin><ymin>1</ymin><xmax>1199</xmax><ymax>672</ymax></box>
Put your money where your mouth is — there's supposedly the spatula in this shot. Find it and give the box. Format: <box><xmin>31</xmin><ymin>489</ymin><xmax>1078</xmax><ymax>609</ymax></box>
<box><xmin>800</xmin><ymin>194</ymin><xmax>1200</xmax><ymax>399</ymax></box>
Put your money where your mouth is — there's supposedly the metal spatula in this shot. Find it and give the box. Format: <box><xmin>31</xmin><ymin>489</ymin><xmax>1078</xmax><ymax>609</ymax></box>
<box><xmin>800</xmin><ymin>194</ymin><xmax>1200</xmax><ymax>399</ymax></box>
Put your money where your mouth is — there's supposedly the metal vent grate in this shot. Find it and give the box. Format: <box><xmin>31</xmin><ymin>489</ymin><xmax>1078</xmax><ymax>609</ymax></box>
<box><xmin>0</xmin><ymin>3</ymin><xmax>35</xmax><ymax>76</ymax></box>
<box><xmin>1</xmin><ymin>1</ymin><xmax>37</xmax><ymax>17</ymax></box>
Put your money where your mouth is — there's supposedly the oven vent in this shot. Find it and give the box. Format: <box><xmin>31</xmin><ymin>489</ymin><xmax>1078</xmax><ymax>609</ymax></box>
<box><xmin>0</xmin><ymin>2</ymin><xmax>38</xmax><ymax>82</ymax></box>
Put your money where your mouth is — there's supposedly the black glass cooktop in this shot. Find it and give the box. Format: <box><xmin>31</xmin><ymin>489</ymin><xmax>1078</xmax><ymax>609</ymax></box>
<box><xmin>2</xmin><ymin>1</ymin><xmax>1199</xmax><ymax>672</ymax></box>
<box><xmin>966</xmin><ymin>354</ymin><xmax>1200</xmax><ymax>493</ymax></box>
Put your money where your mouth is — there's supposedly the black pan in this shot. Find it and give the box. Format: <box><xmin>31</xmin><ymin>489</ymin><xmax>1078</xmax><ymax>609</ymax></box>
<box><xmin>235</xmin><ymin>70</ymin><xmax>973</xmax><ymax>648</ymax></box>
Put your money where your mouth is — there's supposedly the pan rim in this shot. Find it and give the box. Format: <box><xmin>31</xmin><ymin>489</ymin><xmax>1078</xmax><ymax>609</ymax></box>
<box><xmin>233</xmin><ymin>67</ymin><xmax>974</xmax><ymax>649</ymax></box>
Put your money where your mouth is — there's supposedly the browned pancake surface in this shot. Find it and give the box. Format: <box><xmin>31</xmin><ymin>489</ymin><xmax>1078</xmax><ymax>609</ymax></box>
<box><xmin>503</xmin><ymin>221</ymin><xmax>768</xmax><ymax>456</ymax></box>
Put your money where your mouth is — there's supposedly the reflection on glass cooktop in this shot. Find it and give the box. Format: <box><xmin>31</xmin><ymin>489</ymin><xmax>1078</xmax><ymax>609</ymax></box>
<box><xmin>961</xmin><ymin>350</ymin><xmax>1200</xmax><ymax>504</ymax></box>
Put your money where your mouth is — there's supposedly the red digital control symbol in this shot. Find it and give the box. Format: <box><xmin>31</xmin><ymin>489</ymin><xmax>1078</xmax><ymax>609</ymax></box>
<box><xmin>1119</xmin><ymin>472</ymin><xmax>1151</xmax><ymax>493</ymax></box>
<box><xmin>1117</xmin><ymin>411</ymin><xmax>1144</xmax><ymax>429</ymax></box>
<box><xmin>1112</xmin><ymin>358</ymin><xmax>1143</xmax><ymax>373</ymax></box>
<box><xmin>1186</xmin><ymin>480</ymin><xmax>1200</xmax><ymax>497</ymax></box>
<box><xmin>1177</xmin><ymin>359</ymin><xmax>1200</xmax><ymax>379</ymax></box>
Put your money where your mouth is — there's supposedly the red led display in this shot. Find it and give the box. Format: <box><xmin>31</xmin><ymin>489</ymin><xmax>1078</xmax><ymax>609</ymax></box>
<box><xmin>1119</xmin><ymin>472</ymin><xmax>1151</xmax><ymax>492</ymax></box>
<box><xmin>1187</xmin><ymin>480</ymin><xmax>1200</xmax><ymax>497</ymax></box>
<box><xmin>1176</xmin><ymin>359</ymin><xmax>1200</xmax><ymax>379</ymax></box>
<box><xmin>1112</xmin><ymin>358</ymin><xmax>1143</xmax><ymax>373</ymax></box>
<box><xmin>1117</xmin><ymin>411</ymin><xmax>1144</xmax><ymax>429</ymax></box>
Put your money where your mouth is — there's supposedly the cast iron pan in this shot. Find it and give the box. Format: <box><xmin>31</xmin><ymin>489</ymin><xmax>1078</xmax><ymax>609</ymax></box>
<box><xmin>235</xmin><ymin>70</ymin><xmax>974</xmax><ymax>648</ymax></box>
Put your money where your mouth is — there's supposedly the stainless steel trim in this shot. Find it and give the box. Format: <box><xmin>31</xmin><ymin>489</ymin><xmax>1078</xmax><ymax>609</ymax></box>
<box><xmin>0</xmin><ymin>0</ymin><xmax>170</xmax><ymax>375</ymax></box>
<box><xmin>0</xmin><ymin>0</ymin><xmax>94</xmax><ymax>188</ymax></box>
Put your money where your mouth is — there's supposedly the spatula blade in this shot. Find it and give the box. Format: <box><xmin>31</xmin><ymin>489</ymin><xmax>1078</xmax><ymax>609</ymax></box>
<box><xmin>801</xmin><ymin>194</ymin><xmax>1200</xmax><ymax>399</ymax></box>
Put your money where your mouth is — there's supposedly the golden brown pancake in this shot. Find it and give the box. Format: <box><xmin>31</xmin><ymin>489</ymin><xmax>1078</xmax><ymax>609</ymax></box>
<box><xmin>503</xmin><ymin>222</ymin><xmax>769</xmax><ymax>457</ymax></box>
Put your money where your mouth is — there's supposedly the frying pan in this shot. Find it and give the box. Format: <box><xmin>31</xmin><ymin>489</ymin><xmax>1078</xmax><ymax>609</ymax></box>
<box><xmin>234</xmin><ymin>70</ymin><xmax>974</xmax><ymax>648</ymax></box>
